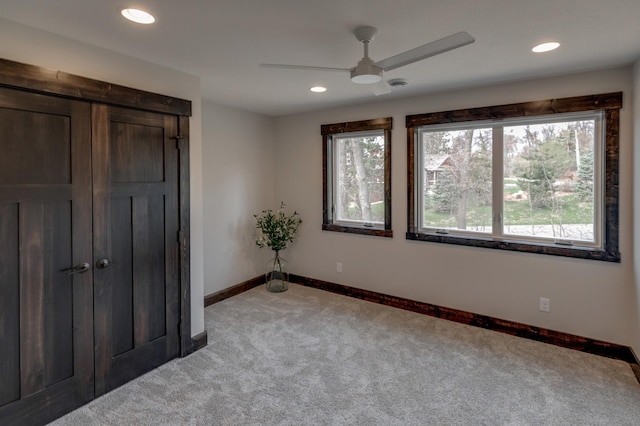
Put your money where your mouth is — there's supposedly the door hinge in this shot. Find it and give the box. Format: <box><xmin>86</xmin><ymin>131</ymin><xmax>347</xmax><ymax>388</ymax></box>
<box><xmin>174</xmin><ymin>135</ymin><xmax>184</xmax><ymax>150</ymax></box>
<box><xmin>177</xmin><ymin>322</ymin><xmax>182</xmax><ymax>336</ymax></box>
<box><xmin>177</xmin><ymin>230</ymin><xmax>182</xmax><ymax>242</ymax></box>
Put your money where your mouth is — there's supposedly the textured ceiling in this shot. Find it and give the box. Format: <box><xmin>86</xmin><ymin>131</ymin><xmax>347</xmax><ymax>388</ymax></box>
<box><xmin>1</xmin><ymin>0</ymin><xmax>639</xmax><ymax>116</ymax></box>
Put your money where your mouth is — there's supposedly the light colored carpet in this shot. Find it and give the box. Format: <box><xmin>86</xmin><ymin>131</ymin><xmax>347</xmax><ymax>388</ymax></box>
<box><xmin>53</xmin><ymin>283</ymin><xmax>640</xmax><ymax>425</ymax></box>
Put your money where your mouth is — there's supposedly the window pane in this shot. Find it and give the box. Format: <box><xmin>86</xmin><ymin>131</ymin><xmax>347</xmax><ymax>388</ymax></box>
<box><xmin>334</xmin><ymin>134</ymin><xmax>385</xmax><ymax>224</ymax></box>
<box><xmin>502</xmin><ymin>118</ymin><xmax>598</xmax><ymax>242</ymax></box>
<box><xmin>421</xmin><ymin>128</ymin><xmax>493</xmax><ymax>233</ymax></box>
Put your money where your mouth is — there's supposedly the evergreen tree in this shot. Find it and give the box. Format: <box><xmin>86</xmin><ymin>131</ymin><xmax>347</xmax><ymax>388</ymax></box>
<box><xmin>576</xmin><ymin>150</ymin><xmax>594</xmax><ymax>202</ymax></box>
<box><xmin>431</xmin><ymin>170</ymin><xmax>459</xmax><ymax>215</ymax></box>
<box><xmin>517</xmin><ymin>140</ymin><xmax>571</xmax><ymax>208</ymax></box>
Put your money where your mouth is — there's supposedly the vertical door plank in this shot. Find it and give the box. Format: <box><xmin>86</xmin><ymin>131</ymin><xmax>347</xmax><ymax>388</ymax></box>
<box><xmin>44</xmin><ymin>201</ymin><xmax>74</xmax><ymax>386</ymax></box>
<box><xmin>147</xmin><ymin>195</ymin><xmax>167</xmax><ymax>341</ymax></box>
<box><xmin>92</xmin><ymin>103</ymin><xmax>112</xmax><ymax>398</ymax></box>
<box><xmin>132</xmin><ymin>196</ymin><xmax>150</xmax><ymax>347</ymax></box>
<box><xmin>163</xmin><ymin>115</ymin><xmax>180</xmax><ymax>354</ymax></box>
<box><xmin>68</xmin><ymin>100</ymin><xmax>95</xmax><ymax>402</ymax></box>
<box><xmin>19</xmin><ymin>202</ymin><xmax>46</xmax><ymax>398</ymax></box>
<box><xmin>177</xmin><ymin>115</ymin><xmax>192</xmax><ymax>356</ymax></box>
<box><xmin>0</xmin><ymin>204</ymin><xmax>20</xmax><ymax>407</ymax></box>
<box><xmin>110</xmin><ymin>197</ymin><xmax>134</xmax><ymax>356</ymax></box>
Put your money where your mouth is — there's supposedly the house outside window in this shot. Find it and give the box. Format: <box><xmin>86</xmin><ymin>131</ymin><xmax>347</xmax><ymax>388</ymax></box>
<box><xmin>322</xmin><ymin>117</ymin><xmax>392</xmax><ymax>238</ymax></box>
<box><xmin>406</xmin><ymin>93</ymin><xmax>621</xmax><ymax>261</ymax></box>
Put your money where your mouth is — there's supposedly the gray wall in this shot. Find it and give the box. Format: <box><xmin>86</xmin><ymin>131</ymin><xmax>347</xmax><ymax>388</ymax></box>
<box><xmin>201</xmin><ymin>102</ymin><xmax>276</xmax><ymax>294</ymax></box>
<box><xmin>274</xmin><ymin>67</ymin><xmax>638</xmax><ymax>351</ymax></box>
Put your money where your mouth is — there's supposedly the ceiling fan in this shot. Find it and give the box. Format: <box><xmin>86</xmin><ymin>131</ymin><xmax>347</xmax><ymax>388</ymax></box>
<box><xmin>260</xmin><ymin>26</ymin><xmax>475</xmax><ymax>94</ymax></box>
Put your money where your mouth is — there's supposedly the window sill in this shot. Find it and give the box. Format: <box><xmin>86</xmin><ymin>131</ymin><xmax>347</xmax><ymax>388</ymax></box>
<box><xmin>323</xmin><ymin>223</ymin><xmax>393</xmax><ymax>238</ymax></box>
<box><xmin>406</xmin><ymin>231</ymin><xmax>620</xmax><ymax>262</ymax></box>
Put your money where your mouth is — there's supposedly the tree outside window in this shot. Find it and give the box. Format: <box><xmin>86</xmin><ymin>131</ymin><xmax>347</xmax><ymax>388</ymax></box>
<box><xmin>335</xmin><ymin>134</ymin><xmax>385</xmax><ymax>224</ymax></box>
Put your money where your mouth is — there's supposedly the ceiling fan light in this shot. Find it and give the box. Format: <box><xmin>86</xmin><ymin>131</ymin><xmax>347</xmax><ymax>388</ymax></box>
<box><xmin>351</xmin><ymin>73</ymin><xmax>383</xmax><ymax>84</ymax></box>
<box><xmin>350</xmin><ymin>58</ymin><xmax>383</xmax><ymax>84</ymax></box>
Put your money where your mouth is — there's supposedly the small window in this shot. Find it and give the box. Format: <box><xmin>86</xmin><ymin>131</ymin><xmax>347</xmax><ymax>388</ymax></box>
<box><xmin>322</xmin><ymin>117</ymin><xmax>392</xmax><ymax>237</ymax></box>
<box><xmin>407</xmin><ymin>93</ymin><xmax>621</xmax><ymax>261</ymax></box>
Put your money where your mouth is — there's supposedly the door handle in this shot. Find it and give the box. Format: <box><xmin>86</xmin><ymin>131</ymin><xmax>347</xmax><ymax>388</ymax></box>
<box><xmin>61</xmin><ymin>262</ymin><xmax>90</xmax><ymax>275</ymax></box>
<box><xmin>96</xmin><ymin>258</ymin><xmax>111</xmax><ymax>269</ymax></box>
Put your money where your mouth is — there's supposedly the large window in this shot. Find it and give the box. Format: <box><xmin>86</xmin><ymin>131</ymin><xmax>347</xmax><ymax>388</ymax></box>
<box><xmin>406</xmin><ymin>93</ymin><xmax>621</xmax><ymax>261</ymax></box>
<box><xmin>322</xmin><ymin>117</ymin><xmax>392</xmax><ymax>237</ymax></box>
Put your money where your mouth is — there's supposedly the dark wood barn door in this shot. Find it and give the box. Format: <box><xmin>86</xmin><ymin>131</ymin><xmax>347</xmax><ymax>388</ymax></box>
<box><xmin>92</xmin><ymin>105</ymin><xmax>181</xmax><ymax>396</ymax></box>
<box><xmin>0</xmin><ymin>87</ymin><xmax>94</xmax><ymax>423</ymax></box>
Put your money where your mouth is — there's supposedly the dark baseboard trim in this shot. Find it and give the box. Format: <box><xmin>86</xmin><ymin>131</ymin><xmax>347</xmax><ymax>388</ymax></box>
<box><xmin>191</xmin><ymin>331</ymin><xmax>208</xmax><ymax>353</ymax></box>
<box><xmin>181</xmin><ymin>330</ymin><xmax>208</xmax><ymax>357</ymax></box>
<box><xmin>204</xmin><ymin>275</ymin><xmax>265</xmax><ymax>307</ymax></box>
<box><xmin>631</xmin><ymin>364</ymin><xmax>640</xmax><ymax>382</ymax></box>
<box><xmin>630</xmin><ymin>349</ymin><xmax>640</xmax><ymax>383</ymax></box>
<box><xmin>288</xmin><ymin>274</ymin><xmax>637</xmax><ymax>365</ymax></box>
<box><xmin>201</xmin><ymin>272</ymin><xmax>638</xmax><ymax>368</ymax></box>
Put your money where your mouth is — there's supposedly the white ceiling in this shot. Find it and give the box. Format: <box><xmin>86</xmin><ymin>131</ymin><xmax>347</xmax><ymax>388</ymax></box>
<box><xmin>1</xmin><ymin>0</ymin><xmax>640</xmax><ymax>116</ymax></box>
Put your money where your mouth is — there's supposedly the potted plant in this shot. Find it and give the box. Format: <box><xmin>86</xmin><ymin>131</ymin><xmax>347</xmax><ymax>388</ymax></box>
<box><xmin>254</xmin><ymin>202</ymin><xmax>302</xmax><ymax>292</ymax></box>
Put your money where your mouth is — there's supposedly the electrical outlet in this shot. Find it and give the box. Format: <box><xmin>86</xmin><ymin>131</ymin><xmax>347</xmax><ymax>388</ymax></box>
<box><xmin>539</xmin><ymin>297</ymin><xmax>550</xmax><ymax>313</ymax></box>
<box><xmin>336</xmin><ymin>262</ymin><xmax>342</xmax><ymax>273</ymax></box>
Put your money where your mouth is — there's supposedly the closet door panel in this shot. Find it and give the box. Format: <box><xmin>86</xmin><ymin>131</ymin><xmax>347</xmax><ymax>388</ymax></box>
<box><xmin>0</xmin><ymin>108</ymin><xmax>71</xmax><ymax>185</ymax></box>
<box><xmin>93</xmin><ymin>105</ymin><xmax>180</xmax><ymax>396</ymax></box>
<box><xmin>111</xmin><ymin>122</ymin><xmax>164</xmax><ymax>182</ymax></box>
<box><xmin>0</xmin><ymin>88</ymin><xmax>93</xmax><ymax>425</ymax></box>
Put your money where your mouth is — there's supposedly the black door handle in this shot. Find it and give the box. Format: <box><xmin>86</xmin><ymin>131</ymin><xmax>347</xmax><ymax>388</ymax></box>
<box><xmin>61</xmin><ymin>262</ymin><xmax>90</xmax><ymax>275</ymax></box>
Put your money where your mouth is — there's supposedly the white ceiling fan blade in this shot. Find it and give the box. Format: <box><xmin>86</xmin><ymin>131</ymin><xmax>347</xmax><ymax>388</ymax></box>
<box><xmin>260</xmin><ymin>63</ymin><xmax>350</xmax><ymax>72</ymax></box>
<box><xmin>372</xmin><ymin>80</ymin><xmax>391</xmax><ymax>96</ymax></box>
<box><xmin>374</xmin><ymin>31</ymin><xmax>475</xmax><ymax>72</ymax></box>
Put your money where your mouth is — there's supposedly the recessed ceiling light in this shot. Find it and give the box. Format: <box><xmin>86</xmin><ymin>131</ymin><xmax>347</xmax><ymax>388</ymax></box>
<box><xmin>121</xmin><ymin>8</ymin><xmax>156</xmax><ymax>24</ymax></box>
<box><xmin>310</xmin><ymin>86</ymin><xmax>327</xmax><ymax>93</ymax></box>
<box><xmin>532</xmin><ymin>42</ymin><xmax>560</xmax><ymax>53</ymax></box>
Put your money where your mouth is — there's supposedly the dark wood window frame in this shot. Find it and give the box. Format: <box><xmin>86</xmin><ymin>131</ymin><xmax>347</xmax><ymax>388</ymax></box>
<box><xmin>322</xmin><ymin>117</ymin><xmax>393</xmax><ymax>238</ymax></box>
<box><xmin>0</xmin><ymin>57</ymin><xmax>198</xmax><ymax>355</ymax></box>
<box><xmin>406</xmin><ymin>93</ymin><xmax>622</xmax><ymax>262</ymax></box>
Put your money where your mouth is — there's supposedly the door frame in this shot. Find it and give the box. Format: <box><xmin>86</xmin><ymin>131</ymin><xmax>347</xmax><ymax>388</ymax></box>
<box><xmin>0</xmin><ymin>58</ymin><xmax>197</xmax><ymax>356</ymax></box>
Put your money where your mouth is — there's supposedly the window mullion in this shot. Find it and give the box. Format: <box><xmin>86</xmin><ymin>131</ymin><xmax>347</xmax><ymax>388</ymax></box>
<box><xmin>492</xmin><ymin>126</ymin><xmax>504</xmax><ymax>237</ymax></box>
<box><xmin>594</xmin><ymin>115</ymin><xmax>604</xmax><ymax>247</ymax></box>
<box><xmin>416</xmin><ymin>130</ymin><xmax>424</xmax><ymax>230</ymax></box>
<box><xmin>329</xmin><ymin>136</ymin><xmax>336</xmax><ymax>223</ymax></box>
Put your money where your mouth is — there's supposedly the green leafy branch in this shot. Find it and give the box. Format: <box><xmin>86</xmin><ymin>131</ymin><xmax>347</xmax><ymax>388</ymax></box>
<box><xmin>254</xmin><ymin>202</ymin><xmax>302</xmax><ymax>252</ymax></box>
